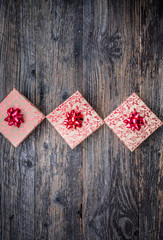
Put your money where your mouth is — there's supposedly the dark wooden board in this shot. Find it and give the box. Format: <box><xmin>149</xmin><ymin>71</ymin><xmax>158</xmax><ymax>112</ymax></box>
<box><xmin>0</xmin><ymin>0</ymin><xmax>162</xmax><ymax>239</ymax></box>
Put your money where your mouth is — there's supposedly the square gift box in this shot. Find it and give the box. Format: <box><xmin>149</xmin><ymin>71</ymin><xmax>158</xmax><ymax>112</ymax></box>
<box><xmin>104</xmin><ymin>93</ymin><xmax>162</xmax><ymax>151</ymax></box>
<box><xmin>0</xmin><ymin>88</ymin><xmax>45</xmax><ymax>147</ymax></box>
<box><xmin>46</xmin><ymin>91</ymin><xmax>104</xmax><ymax>149</ymax></box>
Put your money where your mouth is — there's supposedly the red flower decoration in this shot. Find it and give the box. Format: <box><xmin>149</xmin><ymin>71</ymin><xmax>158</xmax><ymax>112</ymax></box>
<box><xmin>4</xmin><ymin>107</ymin><xmax>24</xmax><ymax>128</ymax></box>
<box><xmin>63</xmin><ymin>110</ymin><xmax>83</xmax><ymax>129</ymax></box>
<box><xmin>123</xmin><ymin>110</ymin><xmax>145</xmax><ymax>131</ymax></box>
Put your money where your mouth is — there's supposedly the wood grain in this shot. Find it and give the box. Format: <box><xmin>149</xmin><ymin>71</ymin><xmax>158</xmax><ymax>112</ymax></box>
<box><xmin>34</xmin><ymin>1</ymin><xmax>83</xmax><ymax>239</ymax></box>
<box><xmin>82</xmin><ymin>1</ymin><xmax>140</xmax><ymax>239</ymax></box>
<box><xmin>0</xmin><ymin>0</ymin><xmax>162</xmax><ymax>239</ymax></box>
<box><xmin>139</xmin><ymin>1</ymin><xmax>163</xmax><ymax>239</ymax></box>
<box><xmin>0</xmin><ymin>0</ymin><xmax>36</xmax><ymax>239</ymax></box>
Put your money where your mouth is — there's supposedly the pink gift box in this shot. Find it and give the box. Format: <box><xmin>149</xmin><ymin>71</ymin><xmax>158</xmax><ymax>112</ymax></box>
<box><xmin>0</xmin><ymin>89</ymin><xmax>45</xmax><ymax>147</ymax></box>
<box><xmin>47</xmin><ymin>91</ymin><xmax>104</xmax><ymax>149</ymax></box>
<box><xmin>104</xmin><ymin>93</ymin><xmax>162</xmax><ymax>151</ymax></box>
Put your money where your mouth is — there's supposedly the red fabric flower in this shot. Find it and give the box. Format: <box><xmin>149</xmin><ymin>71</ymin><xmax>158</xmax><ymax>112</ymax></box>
<box><xmin>4</xmin><ymin>107</ymin><xmax>24</xmax><ymax>128</ymax></box>
<box><xmin>63</xmin><ymin>110</ymin><xmax>83</xmax><ymax>129</ymax></box>
<box><xmin>123</xmin><ymin>110</ymin><xmax>145</xmax><ymax>131</ymax></box>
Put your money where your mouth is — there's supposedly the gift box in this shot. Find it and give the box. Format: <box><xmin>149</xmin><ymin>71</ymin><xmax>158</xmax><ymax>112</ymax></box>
<box><xmin>46</xmin><ymin>91</ymin><xmax>104</xmax><ymax>149</ymax></box>
<box><xmin>104</xmin><ymin>93</ymin><xmax>162</xmax><ymax>151</ymax></box>
<box><xmin>0</xmin><ymin>88</ymin><xmax>45</xmax><ymax>147</ymax></box>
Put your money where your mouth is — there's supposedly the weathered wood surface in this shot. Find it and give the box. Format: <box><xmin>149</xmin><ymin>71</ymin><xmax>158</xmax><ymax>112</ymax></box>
<box><xmin>0</xmin><ymin>0</ymin><xmax>162</xmax><ymax>239</ymax></box>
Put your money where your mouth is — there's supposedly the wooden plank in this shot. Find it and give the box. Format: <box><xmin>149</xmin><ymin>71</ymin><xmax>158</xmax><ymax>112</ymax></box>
<box><xmin>139</xmin><ymin>0</ymin><xmax>163</xmax><ymax>239</ymax></box>
<box><xmin>82</xmin><ymin>0</ymin><xmax>140</xmax><ymax>239</ymax></box>
<box><xmin>0</xmin><ymin>1</ymin><xmax>37</xmax><ymax>239</ymax></box>
<box><xmin>0</xmin><ymin>0</ymin><xmax>162</xmax><ymax>239</ymax></box>
<box><xmin>34</xmin><ymin>1</ymin><xmax>83</xmax><ymax>239</ymax></box>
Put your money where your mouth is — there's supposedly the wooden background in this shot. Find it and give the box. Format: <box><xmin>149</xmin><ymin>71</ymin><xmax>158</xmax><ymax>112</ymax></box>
<box><xmin>0</xmin><ymin>0</ymin><xmax>162</xmax><ymax>239</ymax></box>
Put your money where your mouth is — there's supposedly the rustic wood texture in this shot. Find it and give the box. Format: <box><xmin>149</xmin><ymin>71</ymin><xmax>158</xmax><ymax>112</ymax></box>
<box><xmin>0</xmin><ymin>0</ymin><xmax>162</xmax><ymax>240</ymax></box>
